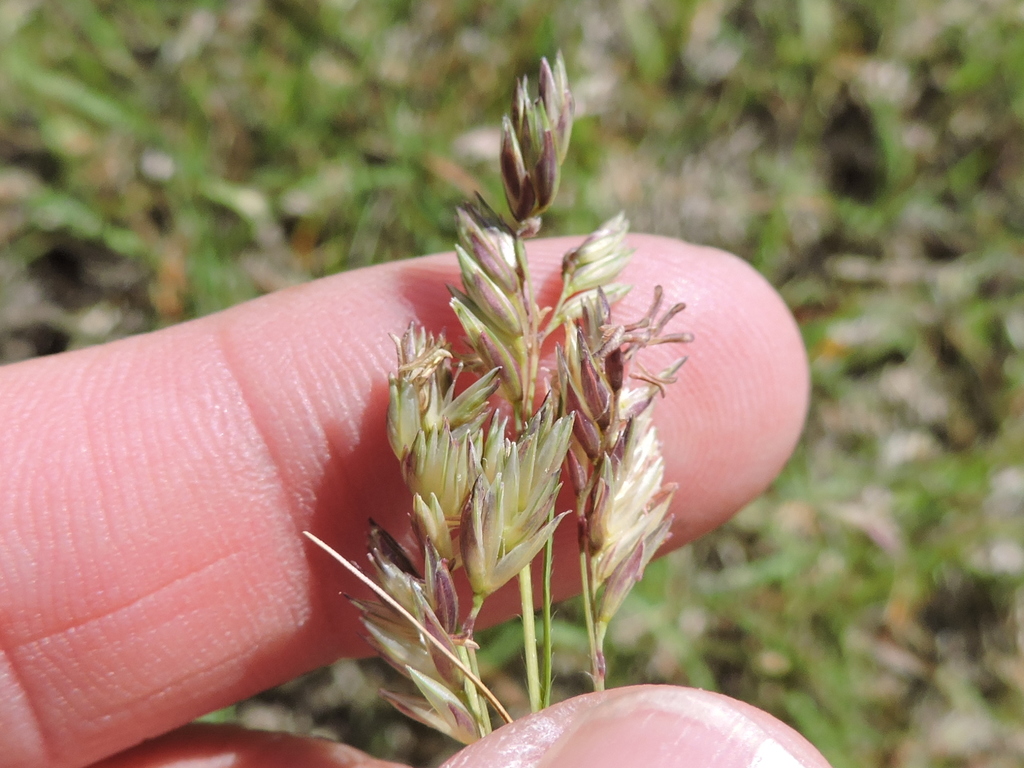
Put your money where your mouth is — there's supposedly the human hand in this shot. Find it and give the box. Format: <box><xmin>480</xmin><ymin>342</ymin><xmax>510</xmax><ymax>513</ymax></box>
<box><xmin>0</xmin><ymin>235</ymin><xmax>823</xmax><ymax>767</ymax></box>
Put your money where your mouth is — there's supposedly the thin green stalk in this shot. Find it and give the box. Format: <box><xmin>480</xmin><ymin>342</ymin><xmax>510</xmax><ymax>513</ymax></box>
<box><xmin>466</xmin><ymin>594</ymin><xmax>485</xmax><ymax>636</ymax></box>
<box><xmin>530</xmin><ymin>316</ymin><xmax>557</xmax><ymax>710</ymax></box>
<box><xmin>457</xmin><ymin>644</ymin><xmax>489</xmax><ymax>735</ymax></box>
<box><xmin>464</xmin><ymin>645</ymin><xmax>491</xmax><ymax>736</ymax></box>
<box><xmin>518</xmin><ymin>234</ymin><xmax>539</xmax><ymax>425</ymax></box>
<box><xmin>518</xmin><ymin>565</ymin><xmax>542</xmax><ymax>712</ymax></box>
<box><xmin>594</xmin><ymin>620</ymin><xmax>609</xmax><ymax>692</ymax></box>
<box><xmin>514</xmin><ymin>229</ymin><xmax>556</xmax><ymax>710</ymax></box>
<box><xmin>541</xmin><ymin>286</ymin><xmax>572</xmax><ymax>340</ymax></box>
<box><xmin>541</xmin><ymin>519</ymin><xmax>554</xmax><ymax>708</ymax></box>
<box><xmin>579</xmin><ymin>548</ymin><xmax>602</xmax><ymax>690</ymax></box>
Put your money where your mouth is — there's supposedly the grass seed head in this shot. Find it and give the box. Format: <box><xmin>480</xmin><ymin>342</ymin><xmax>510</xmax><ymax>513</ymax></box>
<box><xmin>335</xmin><ymin>53</ymin><xmax>689</xmax><ymax>738</ymax></box>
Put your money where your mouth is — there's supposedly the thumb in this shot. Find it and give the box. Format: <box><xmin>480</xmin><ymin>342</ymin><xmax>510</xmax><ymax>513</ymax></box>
<box><xmin>444</xmin><ymin>685</ymin><xmax>833</xmax><ymax>768</ymax></box>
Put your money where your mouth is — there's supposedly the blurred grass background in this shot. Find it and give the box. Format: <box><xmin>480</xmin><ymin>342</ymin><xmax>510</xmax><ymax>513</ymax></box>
<box><xmin>2</xmin><ymin>1</ymin><xmax>1023</xmax><ymax>766</ymax></box>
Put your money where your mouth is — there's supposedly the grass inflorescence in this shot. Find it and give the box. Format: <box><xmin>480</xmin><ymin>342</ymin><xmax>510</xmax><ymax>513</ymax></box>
<box><xmin>308</xmin><ymin>54</ymin><xmax>690</xmax><ymax>742</ymax></box>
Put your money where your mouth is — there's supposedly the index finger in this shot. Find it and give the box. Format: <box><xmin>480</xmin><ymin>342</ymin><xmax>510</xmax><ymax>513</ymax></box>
<box><xmin>0</xmin><ymin>235</ymin><xmax>808</xmax><ymax>768</ymax></box>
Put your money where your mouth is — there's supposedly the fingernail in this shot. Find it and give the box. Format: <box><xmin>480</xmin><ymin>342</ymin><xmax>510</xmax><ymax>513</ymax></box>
<box><xmin>537</xmin><ymin>687</ymin><xmax>824</xmax><ymax>768</ymax></box>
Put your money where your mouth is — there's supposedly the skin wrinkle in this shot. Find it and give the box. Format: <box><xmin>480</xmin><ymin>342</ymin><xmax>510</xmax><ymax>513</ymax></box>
<box><xmin>15</xmin><ymin>547</ymin><xmax>244</xmax><ymax>701</ymax></box>
<box><xmin>298</xmin><ymin>340</ymin><xmax>376</xmax><ymax>505</ymax></box>
<box><xmin>71</xmin><ymin>349</ymin><xmax>158</xmax><ymax>605</ymax></box>
<box><xmin>17</xmin><ymin>549</ymin><xmax>268</xmax><ymax>766</ymax></box>
<box><xmin>78</xmin><ymin>369</ymin><xmax>144</xmax><ymax>628</ymax></box>
<box><xmin>34</xmin><ymin>362</ymin><xmax>100</xmax><ymax>637</ymax></box>
<box><xmin>210</xmin><ymin>264</ymin><xmax>432</xmax><ymax>559</ymax></box>
<box><xmin>255</xmin><ymin>364</ymin><xmax>328</xmax><ymax>516</ymax></box>
<box><xmin>212</xmin><ymin>320</ymin><xmax>308</xmax><ymax>539</ymax></box>
<box><xmin>5</xmin><ymin>378</ymin><xmax>270</xmax><ymax>648</ymax></box>
<box><xmin>80</xmin><ymin>351</ymin><xmax>125</xmax><ymax>560</ymax></box>
<box><xmin>216</xmin><ymin>315</ymin><xmax>328</xmax><ymax>503</ymax></box>
<box><xmin>214</xmin><ymin>285</ymin><xmax>381</xmax><ymax>517</ymax></box>
<box><xmin>0</xmin><ymin>635</ymin><xmax>50</xmax><ymax>767</ymax></box>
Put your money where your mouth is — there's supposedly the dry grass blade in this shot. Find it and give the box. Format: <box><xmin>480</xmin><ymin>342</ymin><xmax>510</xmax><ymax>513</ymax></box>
<box><xmin>302</xmin><ymin>531</ymin><xmax>513</xmax><ymax>725</ymax></box>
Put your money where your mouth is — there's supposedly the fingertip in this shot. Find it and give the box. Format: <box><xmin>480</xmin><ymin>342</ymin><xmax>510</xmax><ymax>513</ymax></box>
<box><xmin>444</xmin><ymin>686</ymin><xmax>832</xmax><ymax>768</ymax></box>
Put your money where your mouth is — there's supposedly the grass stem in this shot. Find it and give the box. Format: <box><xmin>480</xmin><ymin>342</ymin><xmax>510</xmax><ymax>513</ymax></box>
<box><xmin>463</xmin><ymin>645</ymin><xmax>491</xmax><ymax>736</ymax></box>
<box><xmin>579</xmin><ymin>548</ymin><xmax>602</xmax><ymax>690</ymax></box>
<box><xmin>541</xmin><ymin>527</ymin><xmax>554</xmax><ymax>708</ymax></box>
<box><xmin>518</xmin><ymin>565</ymin><xmax>542</xmax><ymax>712</ymax></box>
